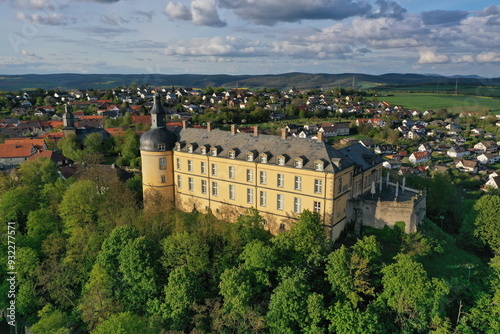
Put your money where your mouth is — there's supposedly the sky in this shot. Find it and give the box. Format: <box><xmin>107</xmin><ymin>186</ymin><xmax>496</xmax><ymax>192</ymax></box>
<box><xmin>0</xmin><ymin>0</ymin><xmax>499</xmax><ymax>77</ymax></box>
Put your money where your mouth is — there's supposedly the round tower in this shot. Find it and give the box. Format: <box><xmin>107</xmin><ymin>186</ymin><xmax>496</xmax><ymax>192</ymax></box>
<box><xmin>140</xmin><ymin>94</ymin><xmax>177</xmax><ymax>209</ymax></box>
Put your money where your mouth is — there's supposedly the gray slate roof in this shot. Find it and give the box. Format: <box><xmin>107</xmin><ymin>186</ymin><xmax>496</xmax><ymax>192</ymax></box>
<box><xmin>173</xmin><ymin>128</ymin><xmax>355</xmax><ymax>173</ymax></box>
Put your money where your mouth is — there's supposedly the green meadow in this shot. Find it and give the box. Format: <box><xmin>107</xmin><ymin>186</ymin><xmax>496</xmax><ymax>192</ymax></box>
<box><xmin>379</xmin><ymin>93</ymin><xmax>500</xmax><ymax>114</ymax></box>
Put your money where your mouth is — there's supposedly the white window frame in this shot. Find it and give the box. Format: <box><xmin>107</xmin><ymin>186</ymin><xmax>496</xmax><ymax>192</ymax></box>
<box><xmin>314</xmin><ymin>179</ymin><xmax>322</xmax><ymax>194</ymax></box>
<box><xmin>247</xmin><ymin>188</ymin><xmax>253</xmax><ymax>204</ymax></box>
<box><xmin>159</xmin><ymin>157</ymin><xmax>166</xmax><ymax>170</ymax></box>
<box><xmin>313</xmin><ymin>201</ymin><xmax>321</xmax><ymax>213</ymax></box>
<box><xmin>177</xmin><ymin>175</ymin><xmax>182</xmax><ymax>189</ymax></box>
<box><xmin>187</xmin><ymin>160</ymin><xmax>193</xmax><ymax>172</ymax></box>
<box><xmin>229</xmin><ymin>184</ymin><xmax>235</xmax><ymax>200</ymax></box>
<box><xmin>247</xmin><ymin>169</ymin><xmax>253</xmax><ymax>182</ymax></box>
<box><xmin>188</xmin><ymin>177</ymin><xmax>194</xmax><ymax>191</ymax></box>
<box><xmin>201</xmin><ymin>180</ymin><xmax>207</xmax><ymax>194</ymax></box>
<box><xmin>260</xmin><ymin>171</ymin><xmax>267</xmax><ymax>185</ymax></box>
<box><xmin>277</xmin><ymin>173</ymin><xmax>284</xmax><ymax>188</ymax></box>
<box><xmin>294</xmin><ymin>197</ymin><xmax>301</xmax><ymax>214</ymax></box>
<box><xmin>260</xmin><ymin>191</ymin><xmax>266</xmax><ymax>207</ymax></box>
<box><xmin>229</xmin><ymin>166</ymin><xmax>235</xmax><ymax>179</ymax></box>
<box><xmin>201</xmin><ymin>161</ymin><xmax>206</xmax><ymax>174</ymax></box>
<box><xmin>212</xmin><ymin>181</ymin><xmax>218</xmax><ymax>196</ymax></box>
<box><xmin>277</xmin><ymin>194</ymin><xmax>284</xmax><ymax>210</ymax></box>
<box><xmin>294</xmin><ymin>176</ymin><xmax>302</xmax><ymax>191</ymax></box>
<box><xmin>211</xmin><ymin>163</ymin><xmax>217</xmax><ymax>176</ymax></box>
<box><xmin>176</xmin><ymin>158</ymin><xmax>181</xmax><ymax>170</ymax></box>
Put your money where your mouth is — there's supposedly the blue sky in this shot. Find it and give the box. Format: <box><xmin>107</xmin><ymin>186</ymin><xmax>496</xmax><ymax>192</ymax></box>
<box><xmin>0</xmin><ymin>0</ymin><xmax>499</xmax><ymax>77</ymax></box>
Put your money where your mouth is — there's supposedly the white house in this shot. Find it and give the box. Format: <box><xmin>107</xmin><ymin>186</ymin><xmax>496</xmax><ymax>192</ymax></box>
<box><xmin>485</xmin><ymin>177</ymin><xmax>500</xmax><ymax>190</ymax></box>
<box><xmin>409</xmin><ymin>151</ymin><xmax>430</xmax><ymax>164</ymax></box>
<box><xmin>455</xmin><ymin>159</ymin><xmax>478</xmax><ymax>174</ymax></box>
<box><xmin>447</xmin><ymin>147</ymin><xmax>470</xmax><ymax>158</ymax></box>
<box><xmin>477</xmin><ymin>153</ymin><xmax>500</xmax><ymax>164</ymax></box>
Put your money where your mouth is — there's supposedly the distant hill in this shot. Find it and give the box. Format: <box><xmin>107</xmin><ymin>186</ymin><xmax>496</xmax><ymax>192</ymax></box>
<box><xmin>0</xmin><ymin>72</ymin><xmax>499</xmax><ymax>91</ymax></box>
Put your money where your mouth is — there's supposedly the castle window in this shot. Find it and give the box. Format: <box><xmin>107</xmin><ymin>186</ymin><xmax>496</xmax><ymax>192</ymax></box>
<box><xmin>177</xmin><ymin>175</ymin><xmax>182</xmax><ymax>188</ymax></box>
<box><xmin>279</xmin><ymin>223</ymin><xmax>285</xmax><ymax>230</ymax></box>
<box><xmin>263</xmin><ymin>219</ymin><xmax>268</xmax><ymax>226</ymax></box>
<box><xmin>229</xmin><ymin>166</ymin><xmax>235</xmax><ymax>179</ymax></box>
<box><xmin>337</xmin><ymin>178</ymin><xmax>342</xmax><ymax>194</ymax></box>
<box><xmin>247</xmin><ymin>188</ymin><xmax>253</xmax><ymax>204</ymax></box>
<box><xmin>176</xmin><ymin>158</ymin><xmax>181</xmax><ymax>170</ymax></box>
<box><xmin>247</xmin><ymin>152</ymin><xmax>254</xmax><ymax>162</ymax></box>
<box><xmin>294</xmin><ymin>197</ymin><xmax>301</xmax><ymax>214</ymax></box>
<box><xmin>175</xmin><ymin>143</ymin><xmax>181</xmax><ymax>151</ymax></box>
<box><xmin>158</xmin><ymin>143</ymin><xmax>165</xmax><ymax>151</ymax></box>
<box><xmin>159</xmin><ymin>157</ymin><xmax>166</xmax><ymax>170</ymax></box>
<box><xmin>246</xmin><ymin>169</ymin><xmax>253</xmax><ymax>182</ymax></box>
<box><xmin>260</xmin><ymin>171</ymin><xmax>267</xmax><ymax>185</ymax></box>
<box><xmin>260</xmin><ymin>191</ymin><xmax>267</xmax><ymax>207</ymax></box>
<box><xmin>211</xmin><ymin>147</ymin><xmax>218</xmax><ymax>156</ymax></box>
<box><xmin>160</xmin><ymin>175</ymin><xmax>166</xmax><ymax>183</ymax></box>
<box><xmin>188</xmin><ymin>177</ymin><xmax>194</xmax><ymax>191</ymax></box>
<box><xmin>201</xmin><ymin>180</ymin><xmax>207</xmax><ymax>194</ymax></box>
<box><xmin>229</xmin><ymin>150</ymin><xmax>236</xmax><ymax>159</ymax></box>
<box><xmin>229</xmin><ymin>185</ymin><xmax>235</xmax><ymax>200</ymax></box>
<box><xmin>260</xmin><ymin>154</ymin><xmax>267</xmax><ymax>163</ymax></box>
<box><xmin>187</xmin><ymin>160</ymin><xmax>193</xmax><ymax>172</ymax></box>
<box><xmin>294</xmin><ymin>159</ymin><xmax>303</xmax><ymax>168</ymax></box>
<box><xmin>294</xmin><ymin>176</ymin><xmax>302</xmax><ymax>191</ymax></box>
<box><xmin>201</xmin><ymin>162</ymin><xmax>206</xmax><ymax>174</ymax></box>
<box><xmin>314</xmin><ymin>179</ymin><xmax>322</xmax><ymax>193</ymax></box>
<box><xmin>277</xmin><ymin>194</ymin><xmax>284</xmax><ymax>210</ymax></box>
<box><xmin>313</xmin><ymin>201</ymin><xmax>321</xmax><ymax>213</ymax></box>
<box><xmin>278</xmin><ymin>156</ymin><xmax>285</xmax><ymax>166</ymax></box>
<box><xmin>201</xmin><ymin>146</ymin><xmax>207</xmax><ymax>155</ymax></box>
<box><xmin>187</xmin><ymin>145</ymin><xmax>193</xmax><ymax>153</ymax></box>
<box><xmin>211</xmin><ymin>163</ymin><xmax>217</xmax><ymax>176</ymax></box>
<box><xmin>315</xmin><ymin>161</ymin><xmax>324</xmax><ymax>171</ymax></box>
<box><xmin>212</xmin><ymin>182</ymin><xmax>218</xmax><ymax>196</ymax></box>
<box><xmin>277</xmin><ymin>173</ymin><xmax>284</xmax><ymax>188</ymax></box>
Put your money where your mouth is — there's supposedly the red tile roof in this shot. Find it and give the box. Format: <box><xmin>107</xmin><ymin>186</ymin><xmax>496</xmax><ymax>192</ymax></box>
<box><xmin>4</xmin><ymin>138</ymin><xmax>46</xmax><ymax>150</ymax></box>
<box><xmin>0</xmin><ymin>143</ymin><xmax>36</xmax><ymax>158</ymax></box>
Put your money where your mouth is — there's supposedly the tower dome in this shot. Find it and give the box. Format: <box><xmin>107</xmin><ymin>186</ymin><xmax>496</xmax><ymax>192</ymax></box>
<box><xmin>140</xmin><ymin>94</ymin><xmax>177</xmax><ymax>151</ymax></box>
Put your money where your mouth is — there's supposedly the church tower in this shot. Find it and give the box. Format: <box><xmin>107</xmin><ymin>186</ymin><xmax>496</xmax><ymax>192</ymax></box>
<box><xmin>140</xmin><ymin>94</ymin><xmax>177</xmax><ymax>209</ymax></box>
<box><xmin>62</xmin><ymin>104</ymin><xmax>76</xmax><ymax>138</ymax></box>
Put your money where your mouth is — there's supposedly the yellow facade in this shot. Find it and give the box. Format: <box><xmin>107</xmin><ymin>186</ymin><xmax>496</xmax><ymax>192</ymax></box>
<box><xmin>141</xmin><ymin>122</ymin><xmax>383</xmax><ymax>240</ymax></box>
<box><xmin>142</xmin><ymin>150</ymin><xmax>175</xmax><ymax>209</ymax></box>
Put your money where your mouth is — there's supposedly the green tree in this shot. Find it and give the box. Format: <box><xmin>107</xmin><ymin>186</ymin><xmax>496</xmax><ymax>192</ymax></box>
<box><xmin>326</xmin><ymin>235</ymin><xmax>381</xmax><ymax>307</ymax></box>
<box><xmin>59</xmin><ymin>180</ymin><xmax>102</xmax><ymax>232</ymax></box>
<box><xmin>161</xmin><ymin>231</ymin><xmax>210</xmax><ymax>275</ymax></box>
<box><xmin>378</xmin><ymin>254</ymin><xmax>450</xmax><ymax>333</ymax></box>
<box><xmin>473</xmin><ymin>194</ymin><xmax>500</xmax><ymax>252</ymax></box>
<box><xmin>92</xmin><ymin>312</ymin><xmax>156</xmax><ymax>334</ymax></box>
<box><xmin>79</xmin><ymin>265</ymin><xmax>123</xmax><ymax>331</ymax></box>
<box><xmin>118</xmin><ymin>236</ymin><xmax>161</xmax><ymax>311</ymax></box>
<box><xmin>30</xmin><ymin>304</ymin><xmax>72</xmax><ymax>334</ymax></box>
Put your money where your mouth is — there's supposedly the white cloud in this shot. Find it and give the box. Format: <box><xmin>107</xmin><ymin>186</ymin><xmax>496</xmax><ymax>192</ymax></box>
<box><xmin>191</xmin><ymin>0</ymin><xmax>226</xmax><ymax>27</ymax></box>
<box><xmin>452</xmin><ymin>55</ymin><xmax>474</xmax><ymax>63</ymax></box>
<box><xmin>164</xmin><ymin>2</ymin><xmax>192</xmax><ymax>21</ymax></box>
<box><xmin>476</xmin><ymin>52</ymin><xmax>500</xmax><ymax>62</ymax></box>
<box><xmin>164</xmin><ymin>36</ymin><xmax>262</xmax><ymax>56</ymax></box>
<box><xmin>418</xmin><ymin>47</ymin><xmax>449</xmax><ymax>64</ymax></box>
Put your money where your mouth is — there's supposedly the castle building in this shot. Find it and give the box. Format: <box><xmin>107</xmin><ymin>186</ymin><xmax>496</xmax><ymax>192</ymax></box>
<box><xmin>140</xmin><ymin>96</ymin><xmax>391</xmax><ymax>240</ymax></box>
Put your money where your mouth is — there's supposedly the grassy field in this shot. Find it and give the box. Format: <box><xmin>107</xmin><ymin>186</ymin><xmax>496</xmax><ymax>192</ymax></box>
<box><xmin>379</xmin><ymin>93</ymin><xmax>500</xmax><ymax>114</ymax></box>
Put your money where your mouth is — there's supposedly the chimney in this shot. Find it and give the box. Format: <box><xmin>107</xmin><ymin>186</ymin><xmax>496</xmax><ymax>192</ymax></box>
<box><xmin>231</xmin><ymin>124</ymin><xmax>236</xmax><ymax>135</ymax></box>
<box><xmin>317</xmin><ymin>131</ymin><xmax>324</xmax><ymax>142</ymax></box>
<box><xmin>281</xmin><ymin>128</ymin><xmax>287</xmax><ymax>140</ymax></box>
<box><xmin>207</xmin><ymin>122</ymin><xmax>212</xmax><ymax>132</ymax></box>
<box><xmin>182</xmin><ymin>120</ymin><xmax>187</xmax><ymax>130</ymax></box>
<box><xmin>253</xmin><ymin>125</ymin><xmax>259</xmax><ymax>137</ymax></box>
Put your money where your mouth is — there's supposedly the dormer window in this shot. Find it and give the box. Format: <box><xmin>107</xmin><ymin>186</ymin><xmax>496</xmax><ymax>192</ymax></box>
<box><xmin>175</xmin><ymin>142</ymin><xmax>181</xmax><ymax>151</ymax></box>
<box><xmin>315</xmin><ymin>161</ymin><xmax>324</xmax><ymax>171</ymax></box>
<box><xmin>201</xmin><ymin>145</ymin><xmax>208</xmax><ymax>155</ymax></box>
<box><xmin>229</xmin><ymin>150</ymin><xmax>236</xmax><ymax>159</ymax></box>
<box><xmin>211</xmin><ymin>147</ymin><xmax>218</xmax><ymax>157</ymax></box>
<box><xmin>158</xmin><ymin>143</ymin><xmax>165</xmax><ymax>151</ymax></box>
<box><xmin>294</xmin><ymin>158</ymin><xmax>303</xmax><ymax>169</ymax></box>
<box><xmin>247</xmin><ymin>152</ymin><xmax>254</xmax><ymax>162</ymax></box>
<box><xmin>187</xmin><ymin>145</ymin><xmax>193</xmax><ymax>153</ymax></box>
<box><xmin>260</xmin><ymin>153</ymin><xmax>268</xmax><ymax>164</ymax></box>
<box><xmin>277</xmin><ymin>156</ymin><xmax>285</xmax><ymax>166</ymax></box>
